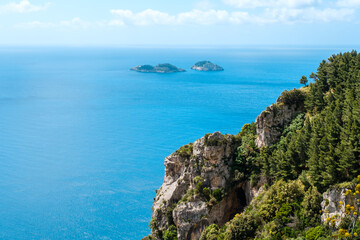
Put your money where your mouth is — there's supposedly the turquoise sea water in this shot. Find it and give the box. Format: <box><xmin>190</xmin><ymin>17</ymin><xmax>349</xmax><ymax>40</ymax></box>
<box><xmin>0</xmin><ymin>46</ymin><xmax>356</xmax><ymax>239</ymax></box>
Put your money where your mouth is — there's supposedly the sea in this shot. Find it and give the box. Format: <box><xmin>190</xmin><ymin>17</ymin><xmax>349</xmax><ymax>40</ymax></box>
<box><xmin>0</xmin><ymin>46</ymin><xmax>356</xmax><ymax>239</ymax></box>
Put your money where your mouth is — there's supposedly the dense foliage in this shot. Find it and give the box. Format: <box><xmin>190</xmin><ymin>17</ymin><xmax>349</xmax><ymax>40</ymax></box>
<box><xmin>237</xmin><ymin>51</ymin><xmax>360</xmax><ymax>191</ymax></box>
<box><xmin>200</xmin><ymin>180</ymin><xmax>325</xmax><ymax>239</ymax></box>
<box><xmin>200</xmin><ymin>51</ymin><xmax>360</xmax><ymax>239</ymax></box>
<box><xmin>146</xmin><ymin>51</ymin><xmax>360</xmax><ymax>240</ymax></box>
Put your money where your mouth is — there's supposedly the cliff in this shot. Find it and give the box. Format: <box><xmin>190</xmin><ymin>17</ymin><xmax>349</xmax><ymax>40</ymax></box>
<box><xmin>255</xmin><ymin>88</ymin><xmax>306</xmax><ymax>148</ymax></box>
<box><xmin>145</xmin><ymin>89</ymin><xmax>305</xmax><ymax>240</ymax></box>
<box><xmin>145</xmin><ymin>89</ymin><xmax>306</xmax><ymax>240</ymax></box>
<box><xmin>149</xmin><ymin>132</ymin><xmax>261</xmax><ymax>240</ymax></box>
<box><xmin>144</xmin><ymin>52</ymin><xmax>360</xmax><ymax>240</ymax></box>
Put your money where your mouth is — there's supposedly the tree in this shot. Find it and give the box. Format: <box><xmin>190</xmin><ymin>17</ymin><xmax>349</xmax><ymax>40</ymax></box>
<box><xmin>309</xmin><ymin>72</ymin><xmax>317</xmax><ymax>80</ymax></box>
<box><xmin>300</xmin><ymin>75</ymin><xmax>308</xmax><ymax>86</ymax></box>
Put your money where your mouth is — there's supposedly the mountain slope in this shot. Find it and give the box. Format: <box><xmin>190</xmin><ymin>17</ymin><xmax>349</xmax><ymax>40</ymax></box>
<box><xmin>143</xmin><ymin>51</ymin><xmax>360</xmax><ymax>240</ymax></box>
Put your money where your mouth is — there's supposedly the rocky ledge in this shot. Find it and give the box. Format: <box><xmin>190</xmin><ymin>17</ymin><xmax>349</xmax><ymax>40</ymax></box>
<box><xmin>191</xmin><ymin>61</ymin><xmax>224</xmax><ymax>72</ymax></box>
<box><xmin>145</xmin><ymin>89</ymin><xmax>306</xmax><ymax>240</ymax></box>
<box><xmin>131</xmin><ymin>63</ymin><xmax>186</xmax><ymax>73</ymax></box>
<box><xmin>148</xmin><ymin>132</ymin><xmax>261</xmax><ymax>240</ymax></box>
<box><xmin>255</xmin><ymin>88</ymin><xmax>306</xmax><ymax>148</ymax></box>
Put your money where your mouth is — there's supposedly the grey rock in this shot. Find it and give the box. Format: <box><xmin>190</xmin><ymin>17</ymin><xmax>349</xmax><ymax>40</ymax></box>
<box><xmin>321</xmin><ymin>188</ymin><xmax>346</xmax><ymax>226</ymax></box>
<box><xmin>150</xmin><ymin>132</ymin><xmax>261</xmax><ymax>240</ymax></box>
<box><xmin>255</xmin><ymin>96</ymin><xmax>304</xmax><ymax>148</ymax></box>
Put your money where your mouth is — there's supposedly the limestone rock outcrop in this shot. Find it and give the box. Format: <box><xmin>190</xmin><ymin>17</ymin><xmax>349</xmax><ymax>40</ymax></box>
<box><xmin>149</xmin><ymin>89</ymin><xmax>306</xmax><ymax>240</ymax></box>
<box><xmin>150</xmin><ymin>132</ymin><xmax>256</xmax><ymax>240</ymax></box>
<box><xmin>321</xmin><ymin>188</ymin><xmax>346</xmax><ymax>226</ymax></box>
<box><xmin>255</xmin><ymin>92</ymin><xmax>305</xmax><ymax>148</ymax></box>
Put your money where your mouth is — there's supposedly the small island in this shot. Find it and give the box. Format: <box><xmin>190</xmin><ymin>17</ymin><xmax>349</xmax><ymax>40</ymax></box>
<box><xmin>191</xmin><ymin>61</ymin><xmax>224</xmax><ymax>71</ymax></box>
<box><xmin>130</xmin><ymin>63</ymin><xmax>186</xmax><ymax>73</ymax></box>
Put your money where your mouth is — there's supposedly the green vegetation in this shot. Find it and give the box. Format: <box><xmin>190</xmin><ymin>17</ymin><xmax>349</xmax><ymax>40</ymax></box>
<box><xmin>204</xmin><ymin>133</ymin><xmax>226</xmax><ymax>146</ymax></box>
<box><xmin>199</xmin><ymin>51</ymin><xmax>360</xmax><ymax>239</ymax></box>
<box><xmin>300</xmin><ymin>75</ymin><xmax>308</xmax><ymax>86</ymax></box>
<box><xmin>194</xmin><ymin>61</ymin><xmax>212</xmax><ymax>67</ymax></box>
<box><xmin>230</xmin><ymin>51</ymin><xmax>360</xmax><ymax>191</ymax></box>
<box><xmin>233</xmin><ymin>123</ymin><xmax>259</xmax><ymax>182</ymax></box>
<box><xmin>163</xmin><ymin>225</ymin><xmax>178</xmax><ymax>240</ymax></box>
<box><xmin>150</xmin><ymin>51</ymin><xmax>360</xmax><ymax>240</ymax></box>
<box><xmin>131</xmin><ymin>63</ymin><xmax>185</xmax><ymax>73</ymax></box>
<box><xmin>178</xmin><ymin>175</ymin><xmax>225</xmax><ymax>206</ymax></box>
<box><xmin>157</xmin><ymin>63</ymin><xmax>179</xmax><ymax>70</ymax></box>
<box><xmin>305</xmin><ymin>226</ymin><xmax>327</xmax><ymax>240</ymax></box>
<box><xmin>201</xmin><ymin>180</ymin><xmax>326</xmax><ymax>239</ymax></box>
<box><xmin>176</xmin><ymin>143</ymin><xmax>193</xmax><ymax>158</ymax></box>
<box><xmin>200</xmin><ymin>224</ymin><xmax>226</xmax><ymax>240</ymax></box>
<box><xmin>277</xmin><ymin>88</ymin><xmax>306</xmax><ymax>108</ymax></box>
<box><xmin>138</xmin><ymin>65</ymin><xmax>155</xmax><ymax>71</ymax></box>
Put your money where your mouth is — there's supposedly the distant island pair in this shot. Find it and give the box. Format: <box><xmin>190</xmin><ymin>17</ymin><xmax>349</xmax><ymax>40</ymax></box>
<box><xmin>130</xmin><ymin>61</ymin><xmax>224</xmax><ymax>73</ymax></box>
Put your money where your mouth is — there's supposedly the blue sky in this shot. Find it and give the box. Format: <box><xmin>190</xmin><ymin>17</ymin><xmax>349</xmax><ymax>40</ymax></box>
<box><xmin>0</xmin><ymin>0</ymin><xmax>360</xmax><ymax>46</ymax></box>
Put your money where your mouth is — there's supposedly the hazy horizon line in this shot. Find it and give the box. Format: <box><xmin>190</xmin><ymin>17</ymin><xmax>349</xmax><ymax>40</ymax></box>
<box><xmin>0</xmin><ymin>43</ymin><xmax>359</xmax><ymax>50</ymax></box>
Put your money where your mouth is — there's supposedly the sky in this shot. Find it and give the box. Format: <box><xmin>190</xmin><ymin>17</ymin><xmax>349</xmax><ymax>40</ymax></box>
<box><xmin>0</xmin><ymin>0</ymin><xmax>360</xmax><ymax>46</ymax></box>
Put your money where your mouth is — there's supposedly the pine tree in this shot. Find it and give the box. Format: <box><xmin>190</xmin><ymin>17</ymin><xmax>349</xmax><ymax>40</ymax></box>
<box><xmin>300</xmin><ymin>76</ymin><xmax>308</xmax><ymax>86</ymax></box>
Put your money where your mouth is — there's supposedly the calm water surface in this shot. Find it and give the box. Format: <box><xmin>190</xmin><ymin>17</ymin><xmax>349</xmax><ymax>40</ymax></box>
<box><xmin>0</xmin><ymin>46</ymin><xmax>355</xmax><ymax>239</ymax></box>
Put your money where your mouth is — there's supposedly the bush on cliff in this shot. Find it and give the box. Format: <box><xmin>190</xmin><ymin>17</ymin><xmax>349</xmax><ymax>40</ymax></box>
<box><xmin>199</xmin><ymin>224</ymin><xmax>225</xmax><ymax>240</ymax></box>
<box><xmin>224</xmin><ymin>212</ymin><xmax>261</xmax><ymax>240</ymax></box>
<box><xmin>163</xmin><ymin>225</ymin><xmax>178</xmax><ymax>240</ymax></box>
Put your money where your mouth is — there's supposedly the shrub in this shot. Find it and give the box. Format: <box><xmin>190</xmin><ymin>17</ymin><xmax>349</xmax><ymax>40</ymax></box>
<box><xmin>274</xmin><ymin>203</ymin><xmax>294</xmax><ymax>225</ymax></box>
<box><xmin>176</xmin><ymin>143</ymin><xmax>193</xmax><ymax>158</ymax></box>
<box><xmin>212</xmin><ymin>189</ymin><xmax>223</xmax><ymax>202</ymax></box>
<box><xmin>204</xmin><ymin>133</ymin><xmax>225</xmax><ymax>146</ymax></box>
<box><xmin>203</xmin><ymin>187</ymin><xmax>211</xmax><ymax>200</ymax></box>
<box><xmin>200</xmin><ymin>224</ymin><xmax>223</xmax><ymax>240</ymax></box>
<box><xmin>239</xmin><ymin>123</ymin><xmax>257</xmax><ymax>137</ymax></box>
<box><xmin>259</xmin><ymin>180</ymin><xmax>305</xmax><ymax>222</ymax></box>
<box><xmin>300</xmin><ymin>187</ymin><xmax>322</xmax><ymax>227</ymax></box>
<box><xmin>163</xmin><ymin>225</ymin><xmax>178</xmax><ymax>240</ymax></box>
<box><xmin>305</xmin><ymin>226</ymin><xmax>326</xmax><ymax>240</ymax></box>
<box><xmin>277</xmin><ymin>88</ymin><xmax>306</xmax><ymax>108</ymax></box>
<box><xmin>233</xmin><ymin>129</ymin><xmax>259</xmax><ymax>179</ymax></box>
<box><xmin>149</xmin><ymin>218</ymin><xmax>157</xmax><ymax>232</ymax></box>
<box><xmin>195</xmin><ymin>181</ymin><xmax>204</xmax><ymax>194</ymax></box>
<box><xmin>224</xmin><ymin>213</ymin><xmax>260</xmax><ymax>240</ymax></box>
<box><xmin>193</xmin><ymin>176</ymin><xmax>204</xmax><ymax>184</ymax></box>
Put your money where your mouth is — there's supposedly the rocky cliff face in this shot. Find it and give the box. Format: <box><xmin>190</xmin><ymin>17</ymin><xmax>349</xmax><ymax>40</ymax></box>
<box><xmin>255</xmin><ymin>95</ymin><xmax>305</xmax><ymax>148</ymax></box>
<box><xmin>150</xmin><ymin>132</ymin><xmax>259</xmax><ymax>240</ymax></box>
<box><xmin>149</xmin><ymin>90</ymin><xmax>305</xmax><ymax>240</ymax></box>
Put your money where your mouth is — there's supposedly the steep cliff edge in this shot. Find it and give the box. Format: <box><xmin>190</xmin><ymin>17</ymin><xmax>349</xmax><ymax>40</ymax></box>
<box><xmin>146</xmin><ymin>90</ymin><xmax>305</xmax><ymax>240</ymax></box>
<box><xmin>150</xmin><ymin>132</ymin><xmax>255</xmax><ymax>240</ymax></box>
<box><xmin>147</xmin><ymin>95</ymin><xmax>303</xmax><ymax>239</ymax></box>
<box><xmin>255</xmin><ymin>89</ymin><xmax>306</xmax><ymax>148</ymax></box>
<box><xmin>144</xmin><ymin>51</ymin><xmax>360</xmax><ymax>240</ymax></box>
